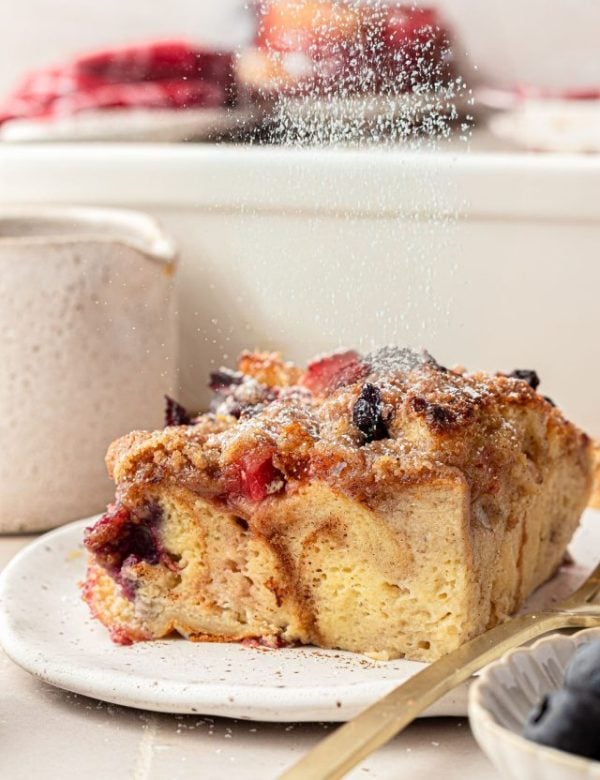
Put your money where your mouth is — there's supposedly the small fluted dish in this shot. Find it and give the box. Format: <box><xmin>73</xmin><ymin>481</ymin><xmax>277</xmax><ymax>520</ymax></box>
<box><xmin>469</xmin><ymin>628</ymin><xmax>600</xmax><ymax>779</ymax></box>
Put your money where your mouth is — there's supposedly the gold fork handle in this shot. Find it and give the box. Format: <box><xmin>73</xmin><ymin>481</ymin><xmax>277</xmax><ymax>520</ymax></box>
<box><xmin>280</xmin><ymin>611</ymin><xmax>599</xmax><ymax>780</ymax></box>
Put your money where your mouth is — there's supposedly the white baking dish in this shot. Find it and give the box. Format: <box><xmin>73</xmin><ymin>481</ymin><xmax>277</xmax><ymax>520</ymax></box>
<box><xmin>0</xmin><ymin>143</ymin><xmax>598</xmax><ymax>437</ymax></box>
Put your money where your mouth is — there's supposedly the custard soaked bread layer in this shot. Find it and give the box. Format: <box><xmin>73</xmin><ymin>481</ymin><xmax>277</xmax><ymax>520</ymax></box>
<box><xmin>84</xmin><ymin>348</ymin><xmax>593</xmax><ymax>661</ymax></box>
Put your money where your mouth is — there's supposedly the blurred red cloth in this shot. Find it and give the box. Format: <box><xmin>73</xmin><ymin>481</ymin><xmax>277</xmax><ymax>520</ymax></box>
<box><xmin>0</xmin><ymin>40</ymin><xmax>235</xmax><ymax>124</ymax></box>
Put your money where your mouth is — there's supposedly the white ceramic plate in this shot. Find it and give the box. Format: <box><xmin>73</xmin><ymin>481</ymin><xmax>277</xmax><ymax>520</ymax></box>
<box><xmin>0</xmin><ymin>106</ymin><xmax>261</xmax><ymax>143</ymax></box>
<box><xmin>0</xmin><ymin>509</ymin><xmax>598</xmax><ymax>722</ymax></box>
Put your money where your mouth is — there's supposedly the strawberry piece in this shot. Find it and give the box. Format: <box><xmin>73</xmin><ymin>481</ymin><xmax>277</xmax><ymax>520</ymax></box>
<box><xmin>229</xmin><ymin>449</ymin><xmax>285</xmax><ymax>502</ymax></box>
<box><xmin>300</xmin><ymin>350</ymin><xmax>366</xmax><ymax>395</ymax></box>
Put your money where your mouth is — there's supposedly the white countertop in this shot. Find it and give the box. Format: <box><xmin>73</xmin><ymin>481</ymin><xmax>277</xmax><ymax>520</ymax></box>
<box><xmin>0</xmin><ymin>535</ymin><xmax>499</xmax><ymax>780</ymax></box>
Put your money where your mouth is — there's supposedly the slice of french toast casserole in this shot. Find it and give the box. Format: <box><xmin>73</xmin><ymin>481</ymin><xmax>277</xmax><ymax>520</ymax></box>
<box><xmin>83</xmin><ymin>347</ymin><xmax>593</xmax><ymax>661</ymax></box>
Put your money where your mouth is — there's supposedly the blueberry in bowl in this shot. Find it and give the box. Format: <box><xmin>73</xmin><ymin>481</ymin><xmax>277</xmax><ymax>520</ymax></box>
<box><xmin>564</xmin><ymin>639</ymin><xmax>600</xmax><ymax>699</ymax></box>
<box><xmin>522</xmin><ymin>639</ymin><xmax>600</xmax><ymax>762</ymax></box>
<box><xmin>469</xmin><ymin>629</ymin><xmax>600</xmax><ymax>779</ymax></box>
<box><xmin>523</xmin><ymin>687</ymin><xmax>600</xmax><ymax>762</ymax></box>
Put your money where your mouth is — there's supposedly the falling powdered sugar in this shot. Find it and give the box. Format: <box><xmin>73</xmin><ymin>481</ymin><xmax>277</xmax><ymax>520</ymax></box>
<box><xmin>193</xmin><ymin>1</ymin><xmax>478</xmax><ymax>389</ymax></box>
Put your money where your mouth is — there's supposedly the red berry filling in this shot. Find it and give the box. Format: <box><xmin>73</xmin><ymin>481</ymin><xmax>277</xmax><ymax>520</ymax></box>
<box><xmin>241</xmin><ymin>635</ymin><xmax>291</xmax><ymax>650</ymax></box>
<box><xmin>85</xmin><ymin>502</ymin><xmax>174</xmax><ymax>599</ymax></box>
<box><xmin>227</xmin><ymin>448</ymin><xmax>285</xmax><ymax>502</ymax></box>
<box><xmin>300</xmin><ymin>350</ymin><xmax>366</xmax><ymax>395</ymax></box>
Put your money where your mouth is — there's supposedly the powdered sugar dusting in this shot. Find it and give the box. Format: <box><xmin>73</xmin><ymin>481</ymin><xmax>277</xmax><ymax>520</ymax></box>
<box><xmin>249</xmin><ymin>1</ymin><xmax>473</xmax><ymax>148</ymax></box>
<box><xmin>174</xmin><ymin>4</ymin><xmax>481</xmax><ymax>388</ymax></box>
<box><xmin>365</xmin><ymin>345</ymin><xmax>436</xmax><ymax>375</ymax></box>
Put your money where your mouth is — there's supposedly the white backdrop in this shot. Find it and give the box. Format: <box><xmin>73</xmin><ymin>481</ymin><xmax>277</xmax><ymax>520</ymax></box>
<box><xmin>0</xmin><ymin>0</ymin><xmax>245</xmax><ymax>95</ymax></box>
<box><xmin>1</xmin><ymin>1</ymin><xmax>599</xmax><ymax>98</ymax></box>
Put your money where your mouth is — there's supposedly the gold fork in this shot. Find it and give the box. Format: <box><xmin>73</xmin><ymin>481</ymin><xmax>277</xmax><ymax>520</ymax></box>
<box><xmin>281</xmin><ymin>561</ymin><xmax>600</xmax><ymax>780</ymax></box>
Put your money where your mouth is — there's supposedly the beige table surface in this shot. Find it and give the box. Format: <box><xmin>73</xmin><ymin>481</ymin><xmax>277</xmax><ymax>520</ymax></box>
<box><xmin>0</xmin><ymin>535</ymin><xmax>499</xmax><ymax>780</ymax></box>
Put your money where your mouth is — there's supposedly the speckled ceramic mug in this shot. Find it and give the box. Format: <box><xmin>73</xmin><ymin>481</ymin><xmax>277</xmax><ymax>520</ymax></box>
<box><xmin>0</xmin><ymin>207</ymin><xmax>178</xmax><ymax>532</ymax></box>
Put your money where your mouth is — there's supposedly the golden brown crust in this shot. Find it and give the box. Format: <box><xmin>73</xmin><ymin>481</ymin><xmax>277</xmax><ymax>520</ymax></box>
<box><xmin>237</xmin><ymin>350</ymin><xmax>302</xmax><ymax>388</ymax></box>
<box><xmin>107</xmin><ymin>349</ymin><xmax>589</xmax><ymax>515</ymax></box>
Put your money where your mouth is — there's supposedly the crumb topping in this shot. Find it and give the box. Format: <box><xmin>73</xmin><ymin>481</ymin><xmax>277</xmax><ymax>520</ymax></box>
<box><xmin>108</xmin><ymin>347</ymin><xmax>589</xmax><ymax>514</ymax></box>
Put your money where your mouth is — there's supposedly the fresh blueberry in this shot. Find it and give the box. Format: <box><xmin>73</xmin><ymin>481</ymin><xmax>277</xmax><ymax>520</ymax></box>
<box><xmin>564</xmin><ymin>640</ymin><xmax>600</xmax><ymax>698</ymax></box>
<box><xmin>353</xmin><ymin>383</ymin><xmax>389</xmax><ymax>444</ymax></box>
<box><xmin>523</xmin><ymin>687</ymin><xmax>600</xmax><ymax>761</ymax></box>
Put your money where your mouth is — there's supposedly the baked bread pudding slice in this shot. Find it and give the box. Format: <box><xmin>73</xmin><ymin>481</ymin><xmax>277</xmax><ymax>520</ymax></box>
<box><xmin>83</xmin><ymin>348</ymin><xmax>593</xmax><ymax>661</ymax></box>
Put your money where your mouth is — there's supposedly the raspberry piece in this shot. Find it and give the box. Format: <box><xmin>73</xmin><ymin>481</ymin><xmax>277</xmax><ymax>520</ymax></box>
<box><xmin>300</xmin><ymin>350</ymin><xmax>366</xmax><ymax>395</ymax></box>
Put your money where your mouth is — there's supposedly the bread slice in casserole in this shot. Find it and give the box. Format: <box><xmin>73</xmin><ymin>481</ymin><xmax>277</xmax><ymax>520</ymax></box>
<box><xmin>83</xmin><ymin>348</ymin><xmax>593</xmax><ymax>661</ymax></box>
